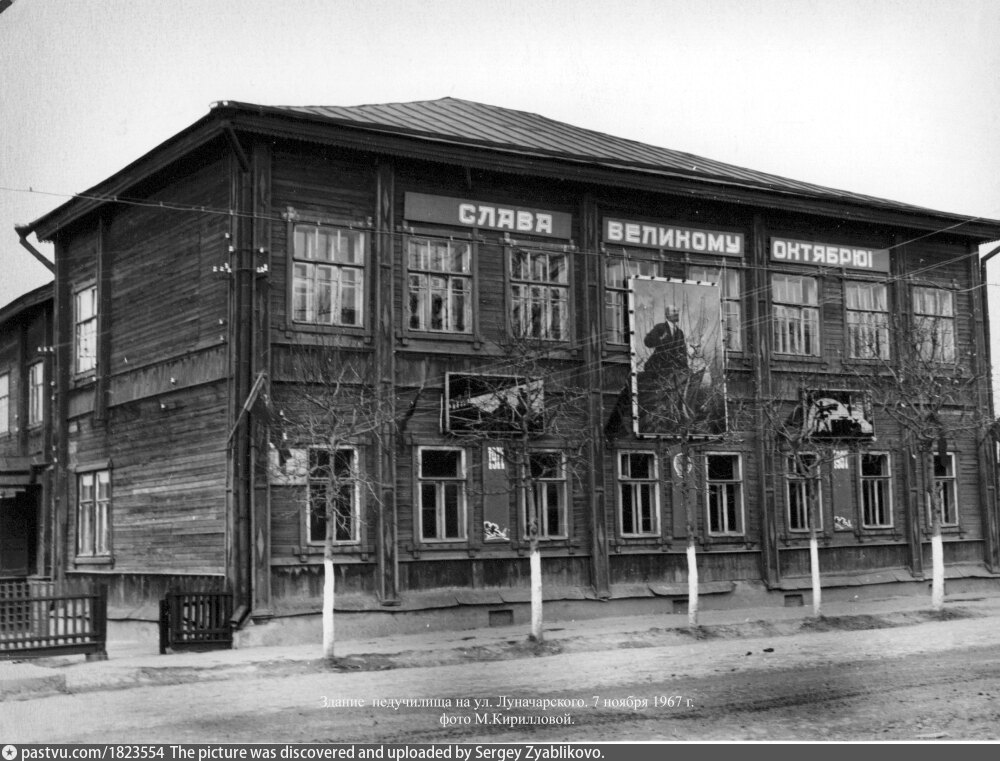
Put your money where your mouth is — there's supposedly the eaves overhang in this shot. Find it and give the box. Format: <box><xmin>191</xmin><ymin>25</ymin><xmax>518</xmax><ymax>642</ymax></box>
<box><xmin>23</xmin><ymin>101</ymin><xmax>1000</xmax><ymax>245</ymax></box>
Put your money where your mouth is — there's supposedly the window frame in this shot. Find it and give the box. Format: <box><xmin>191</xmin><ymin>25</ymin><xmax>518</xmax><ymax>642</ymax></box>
<box><xmin>604</xmin><ymin>255</ymin><xmax>665</xmax><ymax>345</ymax></box>
<box><xmin>285</xmin><ymin>215</ymin><xmax>371</xmax><ymax>334</ymax></box>
<box><xmin>27</xmin><ymin>360</ymin><xmax>44</xmax><ymax>428</ymax></box>
<box><xmin>844</xmin><ymin>280</ymin><xmax>890</xmax><ymax>360</ymax></box>
<box><xmin>416</xmin><ymin>446</ymin><xmax>468</xmax><ymax>543</ymax></box>
<box><xmin>76</xmin><ymin>468</ymin><xmax>112</xmax><ymax>560</ymax></box>
<box><xmin>520</xmin><ymin>450</ymin><xmax>569</xmax><ymax>540</ymax></box>
<box><xmin>705</xmin><ymin>452</ymin><xmax>745</xmax><ymax>537</ymax></box>
<box><xmin>304</xmin><ymin>446</ymin><xmax>362</xmax><ymax>547</ymax></box>
<box><xmin>0</xmin><ymin>372</ymin><xmax>9</xmax><ymax>435</ymax></box>
<box><xmin>403</xmin><ymin>229</ymin><xmax>477</xmax><ymax>340</ymax></box>
<box><xmin>858</xmin><ymin>451</ymin><xmax>894</xmax><ymax>529</ymax></box>
<box><xmin>912</xmin><ymin>286</ymin><xmax>956</xmax><ymax>363</ymax></box>
<box><xmin>616</xmin><ymin>450</ymin><xmax>661</xmax><ymax>538</ymax></box>
<box><xmin>74</xmin><ymin>283</ymin><xmax>98</xmax><ymax>377</ymax></box>
<box><xmin>508</xmin><ymin>246</ymin><xmax>571</xmax><ymax>342</ymax></box>
<box><xmin>687</xmin><ymin>263</ymin><xmax>744</xmax><ymax>353</ymax></box>
<box><xmin>931</xmin><ymin>452</ymin><xmax>959</xmax><ymax>527</ymax></box>
<box><xmin>771</xmin><ymin>273</ymin><xmax>821</xmax><ymax>357</ymax></box>
<box><xmin>785</xmin><ymin>453</ymin><xmax>823</xmax><ymax>533</ymax></box>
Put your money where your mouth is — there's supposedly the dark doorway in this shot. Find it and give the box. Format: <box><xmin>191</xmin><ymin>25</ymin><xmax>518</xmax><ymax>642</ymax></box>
<box><xmin>0</xmin><ymin>486</ymin><xmax>38</xmax><ymax>577</ymax></box>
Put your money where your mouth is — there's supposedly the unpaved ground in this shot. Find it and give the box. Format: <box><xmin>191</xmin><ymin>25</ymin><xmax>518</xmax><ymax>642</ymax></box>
<box><xmin>4</xmin><ymin>609</ymin><xmax>999</xmax><ymax>742</ymax></box>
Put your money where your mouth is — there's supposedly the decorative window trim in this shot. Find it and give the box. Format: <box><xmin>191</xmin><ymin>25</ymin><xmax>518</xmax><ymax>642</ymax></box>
<box><xmin>705</xmin><ymin>452</ymin><xmax>745</xmax><ymax>537</ymax></box>
<box><xmin>616</xmin><ymin>450</ymin><xmax>661</xmax><ymax>538</ymax></box>
<box><xmin>859</xmin><ymin>451</ymin><xmax>894</xmax><ymax>529</ymax></box>
<box><xmin>785</xmin><ymin>453</ymin><xmax>823</xmax><ymax>532</ymax></box>
<box><xmin>844</xmin><ymin>280</ymin><xmax>890</xmax><ymax>360</ymax></box>
<box><xmin>771</xmin><ymin>273</ymin><xmax>820</xmax><ymax>357</ymax></box>
<box><xmin>304</xmin><ymin>446</ymin><xmax>362</xmax><ymax>547</ymax></box>
<box><xmin>912</xmin><ymin>286</ymin><xmax>957</xmax><ymax>364</ymax></box>
<box><xmin>402</xmin><ymin>229</ymin><xmax>478</xmax><ymax>341</ymax></box>
<box><xmin>284</xmin><ymin>211</ymin><xmax>372</xmax><ymax>335</ymax></box>
<box><xmin>27</xmin><ymin>360</ymin><xmax>44</xmax><ymax>429</ymax></box>
<box><xmin>73</xmin><ymin>282</ymin><xmax>98</xmax><ymax>378</ymax></box>
<box><xmin>76</xmin><ymin>468</ymin><xmax>112</xmax><ymax>561</ymax></box>
<box><xmin>520</xmin><ymin>450</ymin><xmax>569</xmax><ymax>541</ymax></box>
<box><xmin>507</xmin><ymin>245</ymin><xmax>573</xmax><ymax>343</ymax></box>
<box><xmin>931</xmin><ymin>452</ymin><xmax>959</xmax><ymax>528</ymax></box>
<box><xmin>416</xmin><ymin>446</ymin><xmax>468</xmax><ymax>544</ymax></box>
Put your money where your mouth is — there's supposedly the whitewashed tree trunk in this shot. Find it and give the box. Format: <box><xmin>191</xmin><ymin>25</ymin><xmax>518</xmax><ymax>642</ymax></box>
<box><xmin>809</xmin><ymin>532</ymin><xmax>822</xmax><ymax>618</ymax></box>
<box><xmin>322</xmin><ymin>553</ymin><xmax>336</xmax><ymax>659</ymax></box>
<box><xmin>927</xmin><ymin>453</ymin><xmax>945</xmax><ymax>612</ymax></box>
<box><xmin>530</xmin><ymin>540</ymin><xmax>543</xmax><ymax>641</ymax></box>
<box><xmin>686</xmin><ymin>538</ymin><xmax>699</xmax><ymax>627</ymax></box>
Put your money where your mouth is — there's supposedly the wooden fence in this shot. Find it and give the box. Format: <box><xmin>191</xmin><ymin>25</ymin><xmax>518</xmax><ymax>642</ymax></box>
<box><xmin>159</xmin><ymin>589</ymin><xmax>234</xmax><ymax>653</ymax></box>
<box><xmin>0</xmin><ymin>579</ymin><xmax>108</xmax><ymax>659</ymax></box>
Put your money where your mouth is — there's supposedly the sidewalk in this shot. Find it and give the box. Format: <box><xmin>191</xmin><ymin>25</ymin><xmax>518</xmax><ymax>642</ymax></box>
<box><xmin>3</xmin><ymin>591</ymin><xmax>1000</xmax><ymax>701</ymax></box>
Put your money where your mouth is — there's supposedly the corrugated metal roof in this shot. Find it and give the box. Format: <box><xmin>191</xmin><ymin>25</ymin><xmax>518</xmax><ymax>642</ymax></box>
<box><xmin>251</xmin><ymin>97</ymin><xmax>946</xmax><ymax>216</ymax></box>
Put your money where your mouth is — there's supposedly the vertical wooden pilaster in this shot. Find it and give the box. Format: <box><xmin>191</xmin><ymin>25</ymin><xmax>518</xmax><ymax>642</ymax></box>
<box><xmin>969</xmin><ymin>244</ymin><xmax>999</xmax><ymax>570</ymax></box>
<box><xmin>53</xmin><ymin>236</ymin><xmax>71</xmax><ymax>581</ymax></box>
<box><xmin>579</xmin><ymin>194</ymin><xmax>610</xmax><ymax>597</ymax></box>
<box><xmin>752</xmin><ymin>214</ymin><xmax>780</xmax><ymax>586</ymax></box>
<box><xmin>94</xmin><ymin>213</ymin><xmax>112</xmax><ymax>423</ymax></box>
<box><xmin>251</xmin><ymin>139</ymin><xmax>274</xmax><ymax>618</ymax></box>
<box><xmin>375</xmin><ymin>161</ymin><xmax>400</xmax><ymax>605</ymax></box>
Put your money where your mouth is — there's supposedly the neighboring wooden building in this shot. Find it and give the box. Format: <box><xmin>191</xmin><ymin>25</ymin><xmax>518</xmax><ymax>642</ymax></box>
<box><xmin>0</xmin><ymin>283</ymin><xmax>53</xmax><ymax>580</ymax></box>
<box><xmin>17</xmin><ymin>99</ymin><xmax>1000</xmax><ymax>629</ymax></box>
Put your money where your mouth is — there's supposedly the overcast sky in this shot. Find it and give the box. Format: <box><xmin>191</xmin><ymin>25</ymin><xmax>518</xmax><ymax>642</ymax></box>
<box><xmin>2</xmin><ymin>0</ymin><xmax>999</xmax><ymax>310</ymax></box>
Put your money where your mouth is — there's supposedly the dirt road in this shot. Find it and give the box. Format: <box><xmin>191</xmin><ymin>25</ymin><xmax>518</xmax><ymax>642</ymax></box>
<box><xmin>4</xmin><ymin>609</ymin><xmax>999</xmax><ymax>742</ymax></box>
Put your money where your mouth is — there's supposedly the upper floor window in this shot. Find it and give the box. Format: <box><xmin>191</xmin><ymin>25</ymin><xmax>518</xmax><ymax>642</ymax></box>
<box><xmin>913</xmin><ymin>287</ymin><xmax>955</xmax><ymax>363</ymax></box>
<box><xmin>28</xmin><ymin>361</ymin><xmax>43</xmax><ymax>427</ymax></box>
<box><xmin>860</xmin><ymin>452</ymin><xmax>892</xmax><ymax>528</ymax></box>
<box><xmin>932</xmin><ymin>453</ymin><xmax>958</xmax><ymax>527</ymax></box>
<box><xmin>522</xmin><ymin>451</ymin><xmax>568</xmax><ymax>539</ymax></box>
<box><xmin>418</xmin><ymin>448</ymin><xmax>467</xmax><ymax>542</ymax></box>
<box><xmin>617</xmin><ymin>451</ymin><xmax>659</xmax><ymax>537</ymax></box>
<box><xmin>307</xmin><ymin>447</ymin><xmax>359</xmax><ymax>545</ymax></box>
<box><xmin>0</xmin><ymin>373</ymin><xmax>8</xmax><ymax>434</ymax></box>
<box><xmin>605</xmin><ymin>258</ymin><xmax>662</xmax><ymax>344</ymax></box>
<box><xmin>510</xmin><ymin>249</ymin><xmax>568</xmax><ymax>341</ymax></box>
<box><xmin>77</xmin><ymin>470</ymin><xmax>111</xmax><ymax>558</ymax></box>
<box><xmin>772</xmin><ymin>274</ymin><xmax>819</xmax><ymax>356</ymax></box>
<box><xmin>689</xmin><ymin>265</ymin><xmax>742</xmax><ymax>352</ymax></box>
<box><xmin>706</xmin><ymin>453</ymin><xmax>744</xmax><ymax>536</ymax></box>
<box><xmin>75</xmin><ymin>285</ymin><xmax>97</xmax><ymax>375</ymax></box>
<box><xmin>786</xmin><ymin>454</ymin><xmax>822</xmax><ymax>532</ymax></box>
<box><xmin>292</xmin><ymin>225</ymin><xmax>365</xmax><ymax>327</ymax></box>
<box><xmin>846</xmin><ymin>282</ymin><xmax>890</xmax><ymax>359</ymax></box>
<box><xmin>406</xmin><ymin>237</ymin><xmax>472</xmax><ymax>334</ymax></box>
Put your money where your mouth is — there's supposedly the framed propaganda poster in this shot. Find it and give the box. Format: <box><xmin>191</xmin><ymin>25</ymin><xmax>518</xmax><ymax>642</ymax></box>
<box><xmin>629</xmin><ymin>277</ymin><xmax>726</xmax><ymax>438</ymax></box>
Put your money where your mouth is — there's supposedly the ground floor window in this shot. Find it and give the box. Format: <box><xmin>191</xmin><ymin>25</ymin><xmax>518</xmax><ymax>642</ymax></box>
<box><xmin>307</xmin><ymin>447</ymin><xmax>359</xmax><ymax>545</ymax></box>
<box><xmin>77</xmin><ymin>470</ymin><xmax>111</xmax><ymax>557</ymax></box>
<box><xmin>706</xmin><ymin>453</ymin><xmax>744</xmax><ymax>535</ymax></box>
<box><xmin>522</xmin><ymin>451</ymin><xmax>567</xmax><ymax>539</ymax></box>
<box><xmin>418</xmin><ymin>448</ymin><xmax>467</xmax><ymax>541</ymax></box>
<box><xmin>618</xmin><ymin>451</ymin><xmax>659</xmax><ymax>537</ymax></box>
<box><xmin>786</xmin><ymin>455</ymin><xmax>822</xmax><ymax>532</ymax></box>
<box><xmin>932</xmin><ymin>453</ymin><xmax>958</xmax><ymax>527</ymax></box>
<box><xmin>860</xmin><ymin>453</ymin><xmax>893</xmax><ymax>528</ymax></box>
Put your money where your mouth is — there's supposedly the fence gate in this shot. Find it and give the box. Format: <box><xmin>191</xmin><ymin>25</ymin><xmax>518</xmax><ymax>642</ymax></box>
<box><xmin>0</xmin><ymin>579</ymin><xmax>108</xmax><ymax>659</ymax></box>
<box><xmin>159</xmin><ymin>588</ymin><xmax>234</xmax><ymax>653</ymax></box>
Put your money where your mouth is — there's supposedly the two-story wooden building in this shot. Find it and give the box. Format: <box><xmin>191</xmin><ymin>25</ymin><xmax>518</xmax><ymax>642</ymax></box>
<box><xmin>0</xmin><ymin>283</ymin><xmax>53</xmax><ymax>581</ymax></box>
<box><xmin>16</xmin><ymin>98</ymin><xmax>1000</xmax><ymax>635</ymax></box>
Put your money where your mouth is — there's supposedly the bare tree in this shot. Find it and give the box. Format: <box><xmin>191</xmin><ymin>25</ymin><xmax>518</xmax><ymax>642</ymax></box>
<box><xmin>846</xmin><ymin>306</ymin><xmax>990</xmax><ymax>610</ymax></box>
<box><xmin>628</xmin><ymin>331</ymin><xmax>737</xmax><ymax>626</ymax></box>
<box><xmin>444</xmin><ymin>335</ymin><xmax>591</xmax><ymax>643</ymax></box>
<box><xmin>760</xmin><ymin>383</ymin><xmax>872</xmax><ymax>618</ymax></box>
<box><xmin>268</xmin><ymin>345</ymin><xmax>393</xmax><ymax>659</ymax></box>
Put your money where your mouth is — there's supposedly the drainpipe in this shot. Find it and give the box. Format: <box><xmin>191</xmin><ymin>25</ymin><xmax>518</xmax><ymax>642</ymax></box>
<box><xmin>14</xmin><ymin>225</ymin><xmax>55</xmax><ymax>273</ymax></box>
<box><xmin>979</xmin><ymin>241</ymin><xmax>1000</xmax><ymax>570</ymax></box>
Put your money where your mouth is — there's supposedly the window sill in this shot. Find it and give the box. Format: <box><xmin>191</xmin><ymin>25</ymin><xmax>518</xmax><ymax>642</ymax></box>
<box><xmin>74</xmin><ymin>556</ymin><xmax>113</xmax><ymax>567</ymax></box>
